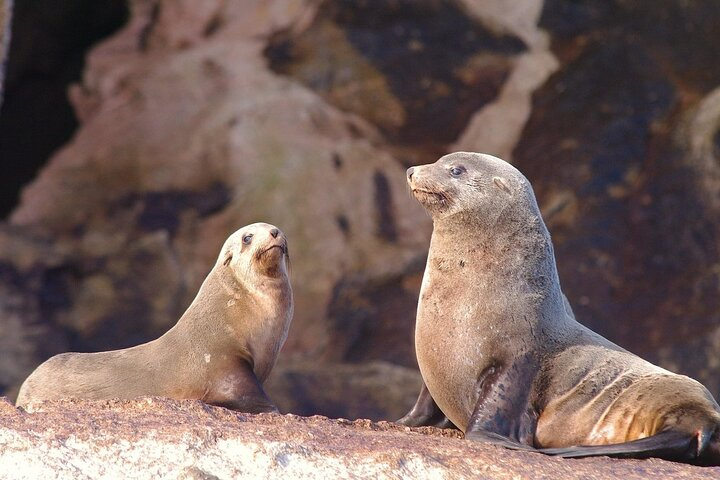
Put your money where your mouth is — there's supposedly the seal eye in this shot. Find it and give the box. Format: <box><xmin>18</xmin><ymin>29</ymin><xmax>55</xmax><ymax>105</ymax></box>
<box><xmin>242</xmin><ymin>234</ymin><xmax>253</xmax><ymax>245</ymax></box>
<box><xmin>450</xmin><ymin>166</ymin><xmax>466</xmax><ymax>177</ymax></box>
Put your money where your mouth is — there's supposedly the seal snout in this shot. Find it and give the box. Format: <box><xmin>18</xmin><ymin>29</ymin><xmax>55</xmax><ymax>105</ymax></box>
<box><xmin>259</xmin><ymin>226</ymin><xmax>289</xmax><ymax>258</ymax></box>
<box><xmin>407</xmin><ymin>167</ymin><xmax>415</xmax><ymax>181</ymax></box>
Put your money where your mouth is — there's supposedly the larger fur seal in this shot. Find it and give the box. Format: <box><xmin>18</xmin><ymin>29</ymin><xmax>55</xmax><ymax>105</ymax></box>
<box><xmin>16</xmin><ymin>222</ymin><xmax>292</xmax><ymax>413</ymax></box>
<box><xmin>399</xmin><ymin>152</ymin><xmax>720</xmax><ymax>465</ymax></box>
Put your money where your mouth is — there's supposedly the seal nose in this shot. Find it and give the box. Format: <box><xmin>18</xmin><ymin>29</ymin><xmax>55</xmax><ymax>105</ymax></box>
<box><xmin>270</xmin><ymin>228</ymin><xmax>279</xmax><ymax>238</ymax></box>
<box><xmin>407</xmin><ymin>167</ymin><xmax>415</xmax><ymax>180</ymax></box>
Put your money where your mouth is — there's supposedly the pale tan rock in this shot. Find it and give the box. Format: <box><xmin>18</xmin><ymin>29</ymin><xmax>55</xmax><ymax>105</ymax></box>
<box><xmin>453</xmin><ymin>0</ymin><xmax>558</xmax><ymax>161</ymax></box>
<box><xmin>1</xmin><ymin>398</ymin><xmax>718</xmax><ymax>479</ymax></box>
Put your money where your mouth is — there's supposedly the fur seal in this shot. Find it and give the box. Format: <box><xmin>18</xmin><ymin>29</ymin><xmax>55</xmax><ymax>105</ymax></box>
<box><xmin>399</xmin><ymin>152</ymin><xmax>720</xmax><ymax>465</ymax></box>
<box><xmin>16</xmin><ymin>222</ymin><xmax>293</xmax><ymax>413</ymax></box>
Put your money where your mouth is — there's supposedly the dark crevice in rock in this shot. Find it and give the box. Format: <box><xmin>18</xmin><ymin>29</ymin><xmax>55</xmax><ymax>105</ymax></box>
<box><xmin>265</xmin><ymin>0</ymin><xmax>525</xmax><ymax>162</ymax></box>
<box><xmin>0</xmin><ymin>260</ymin><xmax>71</xmax><ymax>390</ymax></box>
<box><xmin>37</xmin><ymin>265</ymin><xmax>79</xmax><ymax>319</ymax></box>
<box><xmin>332</xmin><ymin>152</ymin><xmax>343</xmax><ymax>169</ymax></box>
<box><xmin>116</xmin><ymin>183</ymin><xmax>231</xmax><ymax>237</ymax></box>
<box><xmin>138</xmin><ymin>2</ymin><xmax>160</xmax><ymax>52</ymax></box>
<box><xmin>372</xmin><ymin>170</ymin><xmax>397</xmax><ymax>242</ymax></box>
<box><xmin>336</xmin><ymin>214</ymin><xmax>350</xmax><ymax>236</ymax></box>
<box><xmin>0</xmin><ymin>0</ymin><xmax>129</xmax><ymax>219</ymax></box>
<box><xmin>203</xmin><ymin>14</ymin><xmax>224</xmax><ymax>38</ymax></box>
<box><xmin>325</xmin><ymin>257</ymin><xmax>426</xmax><ymax>367</ymax></box>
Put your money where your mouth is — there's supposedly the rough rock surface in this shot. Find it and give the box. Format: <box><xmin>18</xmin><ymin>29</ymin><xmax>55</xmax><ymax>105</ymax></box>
<box><xmin>2</xmin><ymin>0</ymin><xmax>720</xmax><ymax>421</ymax></box>
<box><xmin>1</xmin><ymin>397</ymin><xmax>718</xmax><ymax>479</ymax></box>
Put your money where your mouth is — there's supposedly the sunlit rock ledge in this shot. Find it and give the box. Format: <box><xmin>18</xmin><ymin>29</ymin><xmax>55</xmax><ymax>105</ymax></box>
<box><xmin>0</xmin><ymin>397</ymin><xmax>717</xmax><ymax>479</ymax></box>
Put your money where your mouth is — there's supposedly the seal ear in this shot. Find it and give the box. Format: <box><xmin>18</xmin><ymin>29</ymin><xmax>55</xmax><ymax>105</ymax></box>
<box><xmin>493</xmin><ymin>177</ymin><xmax>511</xmax><ymax>195</ymax></box>
<box><xmin>223</xmin><ymin>252</ymin><xmax>233</xmax><ymax>266</ymax></box>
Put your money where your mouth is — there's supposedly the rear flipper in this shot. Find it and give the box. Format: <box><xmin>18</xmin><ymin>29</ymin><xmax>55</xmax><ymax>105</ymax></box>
<box><xmin>467</xmin><ymin>428</ymin><xmax>720</xmax><ymax>466</ymax></box>
<box><xmin>539</xmin><ymin>429</ymin><xmax>719</xmax><ymax>465</ymax></box>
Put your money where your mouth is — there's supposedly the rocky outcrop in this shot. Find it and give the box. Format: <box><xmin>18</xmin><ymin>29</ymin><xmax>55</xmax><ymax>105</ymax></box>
<box><xmin>1</xmin><ymin>398</ymin><xmax>718</xmax><ymax>479</ymax></box>
<box><xmin>0</xmin><ymin>0</ymin><xmax>549</xmax><ymax>412</ymax></box>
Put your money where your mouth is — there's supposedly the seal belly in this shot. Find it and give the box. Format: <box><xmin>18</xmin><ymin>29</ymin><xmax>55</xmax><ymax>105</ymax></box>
<box><xmin>416</xmin><ymin>337</ymin><xmax>477</xmax><ymax>430</ymax></box>
<box><xmin>415</xmin><ymin>287</ymin><xmax>482</xmax><ymax>431</ymax></box>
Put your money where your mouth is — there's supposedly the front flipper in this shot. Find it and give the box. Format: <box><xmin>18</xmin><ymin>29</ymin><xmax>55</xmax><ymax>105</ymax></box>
<box><xmin>397</xmin><ymin>382</ymin><xmax>456</xmax><ymax>429</ymax></box>
<box><xmin>464</xmin><ymin>430</ymin><xmax>536</xmax><ymax>452</ymax></box>
<box><xmin>464</xmin><ymin>358</ymin><xmax>538</xmax><ymax>446</ymax></box>
<box><xmin>205</xmin><ymin>360</ymin><xmax>278</xmax><ymax>414</ymax></box>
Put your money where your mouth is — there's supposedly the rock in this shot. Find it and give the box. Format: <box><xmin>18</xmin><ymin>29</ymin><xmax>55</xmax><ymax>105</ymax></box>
<box><xmin>0</xmin><ymin>225</ymin><xmax>71</xmax><ymax>396</ymax></box>
<box><xmin>0</xmin><ymin>397</ymin><xmax>717</xmax><ymax>479</ymax></box>
<box><xmin>265</xmin><ymin>0</ymin><xmax>527</xmax><ymax>164</ymax></box>
<box><xmin>265</xmin><ymin>361</ymin><xmax>423</xmax><ymax>421</ymax></box>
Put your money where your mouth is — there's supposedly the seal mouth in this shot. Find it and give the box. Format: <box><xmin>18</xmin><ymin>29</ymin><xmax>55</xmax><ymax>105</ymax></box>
<box><xmin>258</xmin><ymin>243</ymin><xmax>287</xmax><ymax>257</ymax></box>
<box><xmin>256</xmin><ymin>240</ymin><xmax>289</xmax><ymax>263</ymax></box>
<box><xmin>412</xmin><ymin>187</ymin><xmax>451</xmax><ymax>206</ymax></box>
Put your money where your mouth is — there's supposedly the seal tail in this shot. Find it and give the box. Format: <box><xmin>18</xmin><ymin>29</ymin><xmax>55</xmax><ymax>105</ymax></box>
<box><xmin>537</xmin><ymin>429</ymin><xmax>707</xmax><ymax>463</ymax></box>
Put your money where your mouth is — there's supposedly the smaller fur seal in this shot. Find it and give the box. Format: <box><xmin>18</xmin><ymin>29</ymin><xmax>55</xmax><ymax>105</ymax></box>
<box><xmin>16</xmin><ymin>223</ymin><xmax>293</xmax><ymax>413</ymax></box>
<box><xmin>400</xmin><ymin>152</ymin><xmax>720</xmax><ymax>465</ymax></box>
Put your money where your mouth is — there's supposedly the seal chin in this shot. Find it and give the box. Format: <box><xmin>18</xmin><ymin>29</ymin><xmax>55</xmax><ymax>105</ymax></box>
<box><xmin>255</xmin><ymin>242</ymin><xmax>288</xmax><ymax>274</ymax></box>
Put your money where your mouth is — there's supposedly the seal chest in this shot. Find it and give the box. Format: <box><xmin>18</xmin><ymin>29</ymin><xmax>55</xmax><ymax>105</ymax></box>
<box><xmin>16</xmin><ymin>223</ymin><xmax>293</xmax><ymax>414</ymax></box>
<box><xmin>401</xmin><ymin>152</ymin><xmax>720</xmax><ymax>465</ymax></box>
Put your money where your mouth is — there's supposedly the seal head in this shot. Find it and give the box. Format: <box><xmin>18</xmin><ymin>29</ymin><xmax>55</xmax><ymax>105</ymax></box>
<box><xmin>407</xmin><ymin>152</ymin><xmax>519</xmax><ymax>220</ymax></box>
